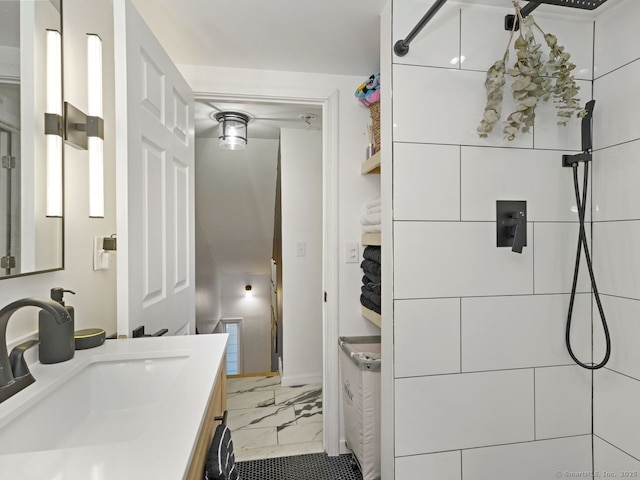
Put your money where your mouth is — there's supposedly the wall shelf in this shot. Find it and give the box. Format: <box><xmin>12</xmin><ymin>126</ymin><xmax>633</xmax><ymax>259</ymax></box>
<box><xmin>361</xmin><ymin>305</ymin><xmax>381</xmax><ymax>328</ymax></box>
<box><xmin>361</xmin><ymin>233</ymin><xmax>381</xmax><ymax>246</ymax></box>
<box><xmin>360</xmin><ymin>151</ymin><xmax>381</xmax><ymax>175</ymax></box>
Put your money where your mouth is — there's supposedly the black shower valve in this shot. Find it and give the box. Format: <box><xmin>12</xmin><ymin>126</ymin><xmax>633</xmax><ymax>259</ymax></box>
<box><xmin>496</xmin><ymin>201</ymin><xmax>527</xmax><ymax>253</ymax></box>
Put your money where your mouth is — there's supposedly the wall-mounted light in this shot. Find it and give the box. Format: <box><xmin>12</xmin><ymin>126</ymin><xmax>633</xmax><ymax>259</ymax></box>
<box><xmin>245</xmin><ymin>285</ymin><xmax>253</xmax><ymax>298</ymax></box>
<box><xmin>214</xmin><ymin>111</ymin><xmax>249</xmax><ymax>150</ymax></box>
<box><xmin>62</xmin><ymin>34</ymin><xmax>105</xmax><ymax>218</ymax></box>
<box><xmin>45</xmin><ymin>29</ymin><xmax>63</xmax><ymax>218</ymax></box>
<box><xmin>87</xmin><ymin>34</ymin><xmax>104</xmax><ymax>218</ymax></box>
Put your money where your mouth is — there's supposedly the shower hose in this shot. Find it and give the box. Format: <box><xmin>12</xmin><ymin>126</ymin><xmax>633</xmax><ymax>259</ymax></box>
<box><xmin>566</xmin><ymin>160</ymin><xmax>611</xmax><ymax>370</ymax></box>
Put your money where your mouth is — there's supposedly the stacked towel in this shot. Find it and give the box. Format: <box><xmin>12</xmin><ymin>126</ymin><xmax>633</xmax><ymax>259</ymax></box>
<box><xmin>360</xmin><ymin>246</ymin><xmax>381</xmax><ymax>314</ymax></box>
<box><xmin>354</xmin><ymin>71</ymin><xmax>381</xmax><ymax>107</ymax></box>
<box><xmin>361</xmin><ymin>197</ymin><xmax>381</xmax><ymax>234</ymax></box>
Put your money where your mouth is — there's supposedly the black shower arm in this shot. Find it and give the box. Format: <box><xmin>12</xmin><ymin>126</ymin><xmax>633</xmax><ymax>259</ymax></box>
<box><xmin>394</xmin><ymin>0</ymin><xmax>448</xmax><ymax>57</ymax></box>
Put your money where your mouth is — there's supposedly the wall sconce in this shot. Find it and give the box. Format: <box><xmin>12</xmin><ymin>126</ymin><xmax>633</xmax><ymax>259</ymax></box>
<box><xmin>45</xmin><ymin>29</ymin><xmax>63</xmax><ymax>218</ymax></box>
<box><xmin>214</xmin><ymin>111</ymin><xmax>249</xmax><ymax>150</ymax></box>
<box><xmin>87</xmin><ymin>34</ymin><xmax>104</xmax><ymax>218</ymax></box>
<box><xmin>63</xmin><ymin>34</ymin><xmax>104</xmax><ymax>218</ymax></box>
<box><xmin>245</xmin><ymin>285</ymin><xmax>253</xmax><ymax>298</ymax></box>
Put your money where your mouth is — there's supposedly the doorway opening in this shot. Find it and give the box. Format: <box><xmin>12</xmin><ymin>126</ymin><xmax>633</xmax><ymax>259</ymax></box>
<box><xmin>193</xmin><ymin>93</ymin><xmax>339</xmax><ymax>457</ymax></box>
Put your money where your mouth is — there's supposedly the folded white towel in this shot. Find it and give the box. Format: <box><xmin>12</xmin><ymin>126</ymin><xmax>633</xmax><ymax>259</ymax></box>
<box><xmin>362</xmin><ymin>224</ymin><xmax>381</xmax><ymax>233</ymax></box>
<box><xmin>365</xmin><ymin>197</ymin><xmax>381</xmax><ymax>209</ymax></box>
<box><xmin>360</xmin><ymin>212</ymin><xmax>381</xmax><ymax>225</ymax></box>
<box><xmin>367</xmin><ymin>205</ymin><xmax>381</xmax><ymax>214</ymax></box>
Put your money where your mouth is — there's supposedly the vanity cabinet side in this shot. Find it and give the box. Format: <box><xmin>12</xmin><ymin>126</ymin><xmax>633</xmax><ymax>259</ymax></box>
<box><xmin>184</xmin><ymin>360</ymin><xmax>227</xmax><ymax>480</ymax></box>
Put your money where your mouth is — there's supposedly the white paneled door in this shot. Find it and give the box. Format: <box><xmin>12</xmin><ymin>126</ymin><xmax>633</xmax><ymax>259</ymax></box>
<box><xmin>114</xmin><ymin>0</ymin><xmax>195</xmax><ymax>337</ymax></box>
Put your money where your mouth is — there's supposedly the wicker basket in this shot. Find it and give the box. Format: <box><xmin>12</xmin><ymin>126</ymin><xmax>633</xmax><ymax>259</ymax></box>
<box><xmin>369</xmin><ymin>101</ymin><xmax>380</xmax><ymax>151</ymax></box>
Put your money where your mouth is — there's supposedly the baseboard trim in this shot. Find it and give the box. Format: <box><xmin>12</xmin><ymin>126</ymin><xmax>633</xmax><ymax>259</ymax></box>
<box><xmin>281</xmin><ymin>373</ymin><xmax>323</xmax><ymax>387</ymax></box>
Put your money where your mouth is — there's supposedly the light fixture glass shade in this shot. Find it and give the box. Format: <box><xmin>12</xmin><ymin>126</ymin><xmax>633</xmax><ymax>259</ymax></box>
<box><xmin>87</xmin><ymin>34</ymin><xmax>104</xmax><ymax>218</ymax></box>
<box><xmin>245</xmin><ymin>285</ymin><xmax>253</xmax><ymax>297</ymax></box>
<box><xmin>215</xmin><ymin>112</ymin><xmax>249</xmax><ymax>150</ymax></box>
<box><xmin>46</xmin><ymin>29</ymin><xmax>62</xmax><ymax>218</ymax></box>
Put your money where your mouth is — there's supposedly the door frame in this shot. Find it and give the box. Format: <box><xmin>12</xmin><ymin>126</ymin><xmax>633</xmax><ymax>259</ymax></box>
<box><xmin>194</xmin><ymin>90</ymin><xmax>340</xmax><ymax>456</ymax></box>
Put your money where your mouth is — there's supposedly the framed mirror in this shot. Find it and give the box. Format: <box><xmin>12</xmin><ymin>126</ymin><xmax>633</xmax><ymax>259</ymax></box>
<box><xmin>0</xmin><ymin>0</ymin><xmax>63</xmax><ymax>278</ymax></box>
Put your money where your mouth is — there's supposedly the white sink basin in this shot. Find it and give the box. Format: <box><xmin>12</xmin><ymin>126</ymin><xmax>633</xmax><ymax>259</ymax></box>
<box><xmin>0</xmin><ymin>355</ymin><xmax>187</xmax><ymax>454</ymax></box>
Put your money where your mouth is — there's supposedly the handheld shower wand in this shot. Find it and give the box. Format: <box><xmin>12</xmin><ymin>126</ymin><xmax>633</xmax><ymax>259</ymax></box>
<box><xmin>563</xmin><ymin>100</ymin><xmax>611</xmax><ymax>370</ymax></box>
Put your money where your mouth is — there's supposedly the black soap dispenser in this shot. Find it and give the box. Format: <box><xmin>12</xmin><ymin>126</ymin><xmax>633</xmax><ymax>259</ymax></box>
<box><xmin>39</xmin><ymin>288</ymin><xmax>76</xmax><ymax>364</ymax></box>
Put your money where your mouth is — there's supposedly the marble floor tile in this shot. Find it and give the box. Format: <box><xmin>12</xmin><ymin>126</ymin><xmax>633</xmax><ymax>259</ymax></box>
<box><xmin>231</xmin><ymin>427</ymin><xmax>278</xmax><ymax>451</ymax></box>
<box><xmin>277</xmin><ymin>422</ymin><xmax>323</xmax><ymax>445</ymax></box>
<box><xmin>294</xmin><ymin>401</ymin><xmax>323</xmax><ymax>424</ymax></box>
<box><xmin>274</xmin><ymin>385</ymin><xmax>322</xmax><ymax>406</ymax></box>
<box><xmin>235</xmin><ymin>441</ymin><xmax>324</xmax><ymax>462</ymax></box>
<box><xmin>228</xmin><ymin>405</ymin><xmax>296</xmax><ymax>431</ymax></box>
<box><xmin>227</xmin><ymin>390</ymin><xmax>275</xmax><ymax>410</ymax></box>
<box><xmin>227</xmin><ymin>375</ymin><xmax>281</xmax><ymax>394</ymax></box>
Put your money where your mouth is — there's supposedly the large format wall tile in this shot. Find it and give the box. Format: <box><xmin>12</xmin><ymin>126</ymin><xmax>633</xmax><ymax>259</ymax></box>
<box><xmin>594</xmin><ymin>436</ymin><xmax>640</xmax><ymax>479</ymax></box>
<box><xmin>461</xmin><ymin>6</ymin><xmax>593</xmax><ymax>81</ymax></box>
<box><xmin>393</xmin><ymin>0</ymin><xmax>460</xmax><ymax>69</ymax></box>
<box><xmin>394</xmin><ymin>221</ymin><xmax>533</xmax><ymax>299</ymax></box>
<box><xmin>594</xmin><ymin>369</ymin><xmax>640</xmax><ymax>460</ymax></box>
<box><xmin>593</xmin><ymin>139</ymin><xmax>640</xmax><ymax>222</ymax></box>
<box><xmin>534</xmin><ymin>222</ymin><xmax>591</xmax><ymax>294</ymax></box>
<box><xmin>462</xmin><ymin>436</ymin><xmax>591</xmax><ymax>480</ymax></box>
<box><xmin>594</xmin><ymin>0</ymin><xmax>640</xmax><ymax>78</ymax></box>
<box><xmin>461</xmin><ymin>294</ymin><xmax>591</xmax><ymax>372</ymax></box>
<box><xmin>393</xmin><ymin>65</ymin><xmax>533</xmax><ymax>148</ymax></box>
<box><xmin>395</xmin><ymin>298</ymin><xmax>460</xmax><ymax>378</ymax></box>
<box><xmin>533</xmin><ymin>79</ymin><xmax>592</xmax><ymax>152</ymax></box>
<box><xmin>535</xmin><ymin>366</ymin><xmax>591</xmax><ymax>440</ymax></box>
<box><xmin>593</xmin><ymin>220</ymin><xmax>640</xmax><ymax>300</ymax></box>
<box><xmin>396</xmin><ymin>450</ymin><xmax>461</xmax><ymax>480</ymax></box>
<box><xmin>393</xmin><ymin>143</ymin><xmax>460</xmax><ymax>221</ymax></box>
<box><xmin>395</xmin><ymin>369</ymin><xmax>534</xmax><ymax>455</ymax></box>
<box><xmin>460</xmin><ymin>147</ymin><xmax>584</xmax><ymax>222</ymax></box>
<box><xmin>593</xmin><ymin>59</ymin><xmax>640</xmax><ymax>150</ymax></box>
<box><xmin>599</xmin><ymin>295</ymin><xmax>640</xmax><ymax>381</ymax></box>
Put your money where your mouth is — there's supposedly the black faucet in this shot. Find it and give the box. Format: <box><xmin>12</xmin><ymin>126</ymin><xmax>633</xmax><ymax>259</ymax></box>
<box><xmin>0</xmin><ymin>298</ymin><xmax>72</xmax><ymax>404</ymax></box>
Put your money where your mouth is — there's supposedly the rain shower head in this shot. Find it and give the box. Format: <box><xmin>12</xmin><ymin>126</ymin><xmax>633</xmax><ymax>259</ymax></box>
<box><xmin>532</xmin><ymin>0</ymin><xmax>609</xmax><ymax>10</ymax></box>
<box><xmin>505</xmin><ymin>0</ymin><xmax>609</xmax><ymax>30</ymax></box>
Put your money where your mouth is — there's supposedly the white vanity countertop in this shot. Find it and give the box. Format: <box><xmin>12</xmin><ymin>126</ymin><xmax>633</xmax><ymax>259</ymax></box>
<box><xmin>0</xmin><ymin>333</ymin><xmax>228</xmax><ymax>480</ymax></box>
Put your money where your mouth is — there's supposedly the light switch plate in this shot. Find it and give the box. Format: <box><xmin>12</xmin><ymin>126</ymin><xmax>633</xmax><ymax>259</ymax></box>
<box><xmin>296</xmin><ymin>241</ymin><xmax>306</xmax><ymax>257</ymax></box>
<box><xmin>345</xmin><ymin>242</ymin><xmax>359</xmax><ymax>263</ymax></box>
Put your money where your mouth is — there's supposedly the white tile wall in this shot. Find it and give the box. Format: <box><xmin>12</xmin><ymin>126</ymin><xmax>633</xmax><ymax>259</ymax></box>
<box><xmin>593</xmin><ymin>59</ymin><xmax>640</xmax><ymax>150</ymax></box>
<box><xmin>593</xmin><ymin>220</ymin><xmax>640</xmax><ymax>300</ymax></box>
<box><xmin>392</xmin><ymin>65</ymin><xmax>533</xmax><ymax>148</ymax></box>
<box><xmin>460</xmin><ymin>5</ymin><xmax>514</xmax><ymax>73</ymax></box>
<box><xmin>393</xmin><ymin>0</ymin><xmax>460</xmax><ymax>69</ymax></box>
<box><xmin>462</xmin><ymin>436</ymin><xmax>592</xmax><ymax>480</ymax></box>
<box><xmin>593</xmin><ymin>139</ymin><xmax>640</xmax><ymax>222</ymax></box>
<box><xmin>395</xmin><ymin>298</ymin><xmax>460</xmax><ymax>377</ymax></box>
<box><xmin>461</xmin><ymin>294</ymin><xmax>592</xmax><ymax>372</ymax></box>
<box><xmin>461</xmin><ymin>6</ymin><xmax>594</xmax><ymax>81</ymax></box>
<box><xmin>460</xmin><ymin>147</ymin><xmax>584</xmax><ymax>222</ymax></box>
<box><xmin>594</xmin><ymin>436</ymin><xmax>640</xmax><ymax>478</ymax></box>
<box><xmin>594</xmin><ymin>0</ymin><xmax>640</xmax><ymax>78</ymax></box>
<box><xmin>394</xmin><ymin>221</ymin><xmax>533</xmax><ymax>299</ymax></box>
<box><xmin>534</xmin><ymin>222</ymin><xmax>591</xmax><ymax>294</ymax></box>
<box><xmin>393</xmin><ymin>143</ymin><xmax>460</xmax><ymax>221</ymax></box>
<box><xmin>395</xmin><ymin>369</ymin><xmax>534</xmax><ymax>456</ymax></box>
<box><xmin>535</xmin><ymin>366</ymin><xmax>591</xmax><ymax>440</ymax></box>
<box><xmin>599</xmin><ymin>295</ymin><xmax>640</xmax><ymax>381</ymax></box>
<box><xmin>533</xmin><ymin>79</ymin><xmax>592</xmax><ymax>151</ymax></box>
<box><xmin>395</xmin><ymin>450</ymin><xmax>461</xmax><ymax>480</ymax></box>
<box><xmin>594</xmin><ymin>369</ymin><xmax>640</xmax><ymax>460</ymax></box>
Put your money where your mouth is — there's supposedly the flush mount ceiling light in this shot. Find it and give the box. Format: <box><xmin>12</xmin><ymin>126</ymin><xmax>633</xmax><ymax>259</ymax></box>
<box><xmin>213</xmin><ymin>111</ymin><xmax>250</xmax><ymax>150</ymax></box>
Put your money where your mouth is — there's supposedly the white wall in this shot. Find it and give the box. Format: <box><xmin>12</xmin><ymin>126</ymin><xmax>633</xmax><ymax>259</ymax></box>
<box><xmin>220</xmin><ymin>273</ymin><xmax>271</xmax><ymax>374</ymax></box>
<box><xmin>279</xmin><ymin>128</ymin><xmax>323</xmax><ymax>386</ymax></box>
<box><xmin>385</xmin><ymin>1</ymin><xmax>595</xmax><ymax>478</ymax></box>
<box><xmin>195</xmin><ymin>218</ymin><xmax>220</xmax><ymax>334</ymax></box>
<box><xmin>592</xmin><ymin>0</ymin><xmax>640</xmax><ymax>473</ymax></box>
<box><xmin>5</xmin><ymin>0</ymin><xmax>117</xmax><ymax>345</ymax></box>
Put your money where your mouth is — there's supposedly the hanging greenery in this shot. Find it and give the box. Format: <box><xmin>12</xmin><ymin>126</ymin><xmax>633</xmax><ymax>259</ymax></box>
<box><xmin>477</xmin><ymin>1</ymin><xmax>586</xmax><ymax>141</ymax></box>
